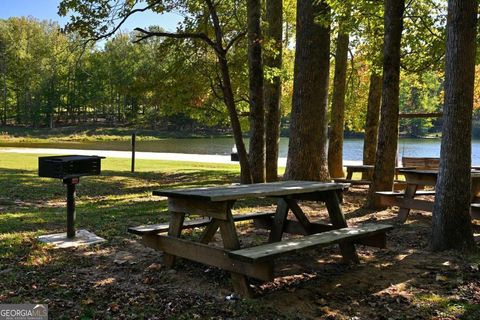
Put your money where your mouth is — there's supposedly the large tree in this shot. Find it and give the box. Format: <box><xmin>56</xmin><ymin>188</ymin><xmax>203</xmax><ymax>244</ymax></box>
<box><xmin>285</xmin><ymin>0</ymin><xmax>330</xmax><ymax>181</ymax></box>
<box><xmin>362</xmin><ymin>71</ymin><xmax>382</xmax><ymax>166</ymax></box>
<box><xmin>328</xmin><ymin>22</ymin><xmax>349</xmax><ymax>178</ymax></box>
<box><xmin>367</xmin><ymin>0</ymin><xmax>405</xmax><ymax>207</ymax></box>
<box><xmin>431</xmin><ymin>0</ymin><xmax>477</xmax><ymax>251</ymax></box>
<box><xmin>247</xmin><ymin>0</ymin><xmax>265</xmax><ymax>183</ymax></box>
<box><xmin>264</xmin><ymin>0</ymin><xmax>283</xmax><ymax>182</ymax></box>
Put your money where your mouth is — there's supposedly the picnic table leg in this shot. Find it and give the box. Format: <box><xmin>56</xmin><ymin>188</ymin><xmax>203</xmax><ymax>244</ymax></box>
<box><xmin>346</xmin><ymin>168</ymin><xmax>353</xmax><ymax>180</ymax></box>
<box><xmin>324</xmin><ymin>190</ymin><xmax>359</xmax><ymax>263</ymax></box>
<box><xmin>284</xmin><ymin>199</ymin><xmax>313</xmax><ymax>234</ymax></box>
<box><xmin>471</xmin><ymin>179</ymin><xmax>480</xmax><ymax>202</ymax></box>
<box><xmin>218</xmin><ymin>209</ymin><xmax>253</xmax><ymax>298</ymax></box>
<box><xmin>398</xmin><ymin>184</ymin><xmax>418</xmax><ymax>223</ymax></box>
<box><xmin>268</xmin><ymin>198</ymin><xmax>290</xmax><ymax>242</ymax></box>
<box><xmin>199</xmin><ymin>219</ymin><xmax>219</xmax><ymax>244</ymax></box>
<box><xmin>163</xmin><ymin>211</ymin><xmax>185</xmax><ymax>268</ymax></box>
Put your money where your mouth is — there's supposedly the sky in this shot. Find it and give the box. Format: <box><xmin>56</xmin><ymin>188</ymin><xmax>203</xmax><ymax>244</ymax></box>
<box><xmin>0</xmin><ymin>0</ymin><xmax>182</xmax><ymax>33</ymax></box>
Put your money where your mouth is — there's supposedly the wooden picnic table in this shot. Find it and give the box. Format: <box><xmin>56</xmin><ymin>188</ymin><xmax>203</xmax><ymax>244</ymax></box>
<box><xmin>378</xmin><ymin>169</ymin><xmax>480</xmax><ymax>223</ymax></box>
<box><xmin>129</xmin><ymin>181</ymin><xmax>392</xmax><ymax>297</ymax></box>
<box><xmin>333</xmin><ymin>164</ymin><xmax>415</xmax><ymax>186</ymax></box>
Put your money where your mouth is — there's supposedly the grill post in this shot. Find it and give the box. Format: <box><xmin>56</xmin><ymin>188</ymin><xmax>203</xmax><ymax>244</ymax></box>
<box><xmin>131</xmin><ymin>132</ymin><xmax>136</xmax><ymax>173</ymax></box>
<box><xmin>64</xmin><ymin>177</ymin><xmax>79</xmax><ymax>238</ymax></box>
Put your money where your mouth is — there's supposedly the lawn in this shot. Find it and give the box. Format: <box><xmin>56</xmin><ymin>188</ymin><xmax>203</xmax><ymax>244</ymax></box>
<box><xmin>1</xmin><ymin>152</ymin><xmax>480</xmax><ymax>319</ymax></box>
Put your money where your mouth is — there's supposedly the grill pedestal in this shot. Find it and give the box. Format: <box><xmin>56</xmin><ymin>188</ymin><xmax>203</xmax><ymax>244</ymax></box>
<box><xmin>64</xmin><ymin>177</ymin><xmax>79</xmax><ymax>238</ymax></box>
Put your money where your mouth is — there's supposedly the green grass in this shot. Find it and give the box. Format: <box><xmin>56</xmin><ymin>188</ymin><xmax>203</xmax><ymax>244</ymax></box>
<box><xmin>0</xmin><ymin>153</ymin><xmax>241</xmax><ymax>263</ymax></box>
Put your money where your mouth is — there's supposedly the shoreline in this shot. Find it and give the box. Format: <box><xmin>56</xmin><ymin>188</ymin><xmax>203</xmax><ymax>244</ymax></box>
<box><xmin>0</xmin><ymin>147</ymin><xmax>363</xmax><ymax>166</ymax></box>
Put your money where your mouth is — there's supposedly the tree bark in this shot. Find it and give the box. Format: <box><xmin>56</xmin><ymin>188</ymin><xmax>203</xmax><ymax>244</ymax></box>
<box><xmin>362</xmin><ymin>71</ymin><xmax>382</xmax><ymax>166</ymax></box>
<box><xmin>431</xmin><ymin>0</ymin><xmax>477</xmax><ymax>251</ymax></box>
<box><xmin>264</xmin><ymin>0</ymin><xmax>283</xmax><ymax>182</ymax></box>
<box><xmin>247</xmin><ymin>0</ymin><xmax>266</xmax><ymax>183</ymax></box>
<box><xmin>367</xmin><ymin>0</ymin><xmax>404</xmax><ymax>207</ymax></box>
<box><xmin>285</xmin><ymin>0</ymin><xmax>330</xmax><ymax>181</ymax></box>
<box><xmin>328</xmin><ymin>30</ymin><xmax>349</xmax><ymax>178</ymax></box>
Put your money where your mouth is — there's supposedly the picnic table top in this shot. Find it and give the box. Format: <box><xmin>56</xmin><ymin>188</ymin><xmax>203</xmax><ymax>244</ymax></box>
<box><xmin>153</xmin><ymin>181</ymin><xmax>349</xmax><ymax>202</ymax></box>
<box><xmin>344</xmin><ymin>164</ymin><xmax>416</xmax><ymax>170</ymax></box>
<box><xmin>398</xmin><ymin>168</ymin><xmax>480</xmax><ymax>177</ymax></box>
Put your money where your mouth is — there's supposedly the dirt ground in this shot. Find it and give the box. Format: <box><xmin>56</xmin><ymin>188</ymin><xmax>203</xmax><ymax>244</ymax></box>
<box><xmin>2</xmin><ymin>186</ymin><xmax>480</xmax><ymax>319</ymax></box>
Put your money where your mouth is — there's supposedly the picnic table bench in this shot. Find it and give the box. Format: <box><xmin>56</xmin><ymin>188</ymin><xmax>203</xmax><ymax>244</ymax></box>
<box><xmin>377</xmin><ymin>169</ymin><xmax>480</xmax><ymax>223</ymax></box>
<box><xmin>128</xmin><ymin>181</ymin><xmax>393</xmax><ymax>297</ymax></box>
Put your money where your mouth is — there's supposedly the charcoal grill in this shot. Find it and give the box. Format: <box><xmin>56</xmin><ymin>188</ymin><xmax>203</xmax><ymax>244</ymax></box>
<box><xmin>38</xmin><ymin>155</ymin><xmax>105</xmax><ymax>238</ymax></box>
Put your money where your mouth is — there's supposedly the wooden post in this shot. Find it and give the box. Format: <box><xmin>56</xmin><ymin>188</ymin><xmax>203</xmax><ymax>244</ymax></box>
<box><xmin>131</xmin><ymin>132</ymin><xmax>136</xmax><ymax>173</ymax></box>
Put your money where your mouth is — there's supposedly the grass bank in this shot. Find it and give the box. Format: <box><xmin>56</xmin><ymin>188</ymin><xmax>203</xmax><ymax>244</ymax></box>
<box><xmin>0</xmin><ymin>125</ymin><xmax>232</xmax><ymax>143</ymax></box>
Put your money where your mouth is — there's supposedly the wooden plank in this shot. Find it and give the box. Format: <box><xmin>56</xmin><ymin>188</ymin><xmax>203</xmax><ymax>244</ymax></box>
<box><xmin>217</xmin><ymin>209</ymin><xmax>253</xmax><ymax>297</ymax></box>
<box><xmin>284</xmin><ymin>199</ymin><xmax>313</xmax><ymax>234</ymax></box>
<box><xmin>323</xmin><ymin>190</ymin><xmax>359</xmax><ymax>263</ymax></box>
<box><xmin>128</xmin><ymin>212</ymin><xmax>276</xmax><ymax>236</ymax></box>
<box><xmin>141</xmin><ymin>234</ymin><xmax>273</xmax><ymax>281</ymax></box>
<box><xmin>401</xmin><ymin>157</ymin><xmax>440</xmax><ymax>169</ymax></box>
<box><xmin>376</xmin><ymin>190</ymin><xmax>436</xmax><ymax>197</ymax></box>
<box><xmin>199</xmin><ymin>219</ymin><xmax>219</xmax><ymax>244</ymax></box>
<box><xmin>154</xmin><ymin>181</ymin><xmax>348</xmax><ymax>202</ymax></box>
<box><xmin>398</xmin><ymin>184</ymin><xmax>418</xmax><ymax>223</ymax></box>
<box><xmin>283</xmin><ymin>189</ymin><xmax>348</xmax><ymax>202</ymax></box>
<box><xmin>229</xmin><ymin>224</ymin><xmax>393</xmax><ymax>263</ymax></box>
<box><xmin>253</xmin><ymin>218</ymin><xmax>336</xmax><ymax>235</ymax></box>
<box><xmin>470</xmin><ymin>204</ymin><xmax>480</xmax><ymax>219</ymax></box>
<box><xmin>268</xmin><ymin>198</ymin><xmax>289</xmax><ymax>242</ymax></box>
<box><xmin>379</xmin><ymin>196</ymin><xmax>434</xmax><ymax>212</ymax></box>
<box><xmin>344</xmin><ymin>165</ymin><xmax>374</xmax><ymax>171</ymax></box>
<box><xmin>128</xmin><ymin>218</ymin><xmax>210</xmax><ymax>235</ymax></box>
<box><xmin>163</xmin><ymin>211</ymin><xmax>185</xmax><ymax>268</ymax></box>
<box><xmin>333</xmin><ymin>178</ymin><xmax>371</xmax><ymax>185</ymax></box>
<box><xmin>168</xmin><ymin>197</ymin><xmax>231</xmax><ymax>220</ymax></box>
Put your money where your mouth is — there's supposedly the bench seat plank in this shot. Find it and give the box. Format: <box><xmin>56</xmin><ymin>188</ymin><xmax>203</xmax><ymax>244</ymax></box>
<box><xmin>333</xmin><ymin>178</ymin><xmax>371</xmax><ymax>185</ymax></box>
<box><xmin>128</xmin><ymin>212</ymin><xmax>275</xmax><ymax>235</ymax></box>
<box><xmin>376</xmin><ymin>190</ymin><xmax>436</xmax><ymax>197</ymax></box>
<box><xmin>229</xmin><ymin>223</ymin><xmax>393</xmax><ymax>263</ymax></box>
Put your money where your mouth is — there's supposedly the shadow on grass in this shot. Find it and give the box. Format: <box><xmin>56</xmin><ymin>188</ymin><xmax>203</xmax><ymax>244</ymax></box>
<box><xmin>0</xmin><ymin>167</ymin><xmax>239</xmax><ymax>203</ymax></box>
<box><xmin>0</xmin><ymin>165</ymin><xmax>239</xmax><ymax>263</ymax></box>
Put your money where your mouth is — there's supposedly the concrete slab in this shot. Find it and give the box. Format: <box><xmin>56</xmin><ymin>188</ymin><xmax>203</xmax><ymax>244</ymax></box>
<box><xmin>38</xmin><ymin>229</ymin><xmax>106</xmax><ymax>249</ymax></box>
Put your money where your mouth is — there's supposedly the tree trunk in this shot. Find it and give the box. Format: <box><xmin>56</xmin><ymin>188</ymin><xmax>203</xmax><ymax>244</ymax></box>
<box><xmin>265</xmin><ymin>0</ymin><xmax>283</xmax><ymax>182</ymax></box>
<box><xmin>328</xmin><ymin>30</ymin><xmax>349</xmax><ymax>178</ymax></box>
<box><xmin>2</xmin><ymin>62</ymin><xmax>6</xmax><ymax>125</ymax></box>
<box><xmin>247</xmin><ymin>0</ymin><xmax>266</xmax><ymax>183</ymax></box>
<box><xmin>431</xmin><ymin>0</ymin><xmax>477</xmax><ymax>251</ymax></box>
<box><xmin>285</xmin><ymin>0</ymin><xmax>330</xmax><ymax>181</ymax></box>
<box><xmin>367</xmin><ymin>0</ymin><xmax>404</xmax><ymax>207</ymax></box>
<box><xmin>362</xmin><ymin>71</ymin><xmax>382</xmax><ymax>166</ymax></box>
<box><xmin>218</xmin><ymin>54</ymin><xmax>252</xmax><ymax>184</ymax></box>
<box><xmin>205</xmin><ymin>0</ymin><xmax>252</xmax><ymax>184</ymax></box>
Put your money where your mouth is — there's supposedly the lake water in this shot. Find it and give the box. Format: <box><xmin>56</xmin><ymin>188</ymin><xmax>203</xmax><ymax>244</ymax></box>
<box><xmin>1</xmin><ymin>137</ymin><xmax>479</xmax><ymax>164</ymax></box>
